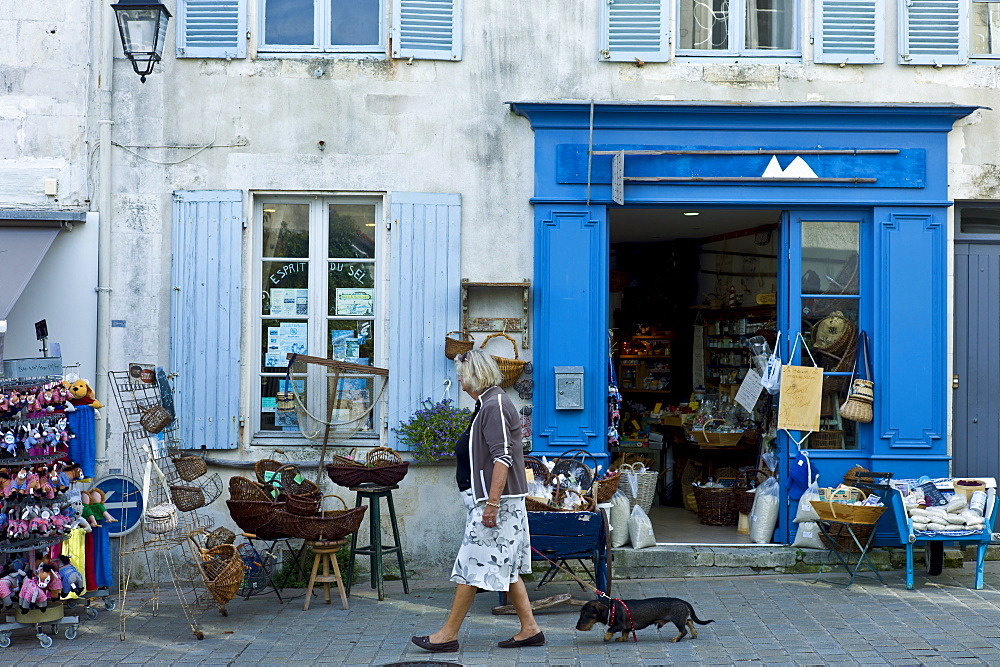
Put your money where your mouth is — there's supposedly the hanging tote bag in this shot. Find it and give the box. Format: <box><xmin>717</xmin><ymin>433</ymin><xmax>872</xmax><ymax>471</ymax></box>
<box><xmin>840</xmin><ymin>331</ymin><xmax>874</xmax><ymax>423</ymax></box>
<box><xmin>776</xmin><ymin>332</ymin><xmax>824</xmax><ymax>434</ymax></box>
<box><xmin>759</xmin><ymin>330</ymin><xmax>782</xmax><ymax>396</ymax></box>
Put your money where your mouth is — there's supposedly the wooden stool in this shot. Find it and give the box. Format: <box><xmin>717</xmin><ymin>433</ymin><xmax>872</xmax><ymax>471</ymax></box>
<box><xmin>303</xmin><ymin>539</ymin><xmax>348</xmax><ymax>611</ymax></box>
<box><xmin>347</xmin><ymin>484</ymin><xmax>409</xmax><ymax>601</ymax></box>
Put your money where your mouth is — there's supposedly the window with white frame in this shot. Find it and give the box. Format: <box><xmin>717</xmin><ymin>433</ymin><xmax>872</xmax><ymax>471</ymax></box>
<box><xmin>259</xmin><ymin>0</ymin><xmax>384</xmax><ymax>53</ymax></box>
<box><xmin>677</xmin><ymin>0</ymin><xmax>798</xmax><ymax>55</ymax></box>
<box><xmin>256</xmin><ymin>197</ymin><xmax>382</xmax><ymax>439</ymax></box>
<box><xmin>972</xmin><ymin>0</ymin><xmax>1000</xmax><ymax>56</ymax></box>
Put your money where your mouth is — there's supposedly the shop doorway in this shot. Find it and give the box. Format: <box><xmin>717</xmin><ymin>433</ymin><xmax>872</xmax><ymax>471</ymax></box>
<box><xmin>608</xmin><ymin>208</ymin><xmax>781</xmax><ymax>544</ymax></box>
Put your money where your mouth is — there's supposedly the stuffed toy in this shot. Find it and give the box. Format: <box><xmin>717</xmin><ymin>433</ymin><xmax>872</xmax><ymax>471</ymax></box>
<box><xmin>62</xmin><ymin>505</ymin><xmax>91</xmax><ymax>533</ymax></box>
<box><xmin>39</xmin><ymin>564</ymin><xmax>60</xmax><ymax>599</ymax></box>
<box><xmin>89</xmin><ymin>488</ymin><xmax>118</xmax><ymax>524</ymax></box>
<box><xmin>57</xmin><ymin>556</ymin><xmax>84</xmax><ymax>596</ymax></box>
<box><xmin>0</xmin><ymin>565</ymin><xmax>19</xmax><ymax>608</ymax></box>
<box><xmin>19</xmin><ymin>572</ymin><xmax>47</xmax><ymax>611</ymax></box>
<box><xmin>9</xmin><ymin>469</ymin><xmax>30</xmax><ymax>498</ymax></box>
<box><xmin>66</xmin><ymin>379</ymin><xmax>103</xmax><ymax>409</ymax></box>
<box><xmin>0</xmin><ymin>430</ymin><xmax>15</xmax><ymax>457</ymax></box>
<box><xmin>80</xmin><ymin>491</ymin><xmax>98</xmax><ymax>527</ymax></box>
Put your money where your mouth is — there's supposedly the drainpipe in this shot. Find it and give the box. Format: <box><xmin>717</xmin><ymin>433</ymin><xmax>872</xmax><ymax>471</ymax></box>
<box><xmin>94</xmin><ymin>1</ymin><xmax>116</xmax><ymax>473</ymax></box>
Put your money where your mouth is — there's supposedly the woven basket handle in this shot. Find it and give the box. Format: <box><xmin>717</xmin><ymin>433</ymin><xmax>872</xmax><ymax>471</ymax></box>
<box><xmin>322</xmin><ymin>494</ymin><xmax>347</xmax><ymax>510</ymax></box>
<box><xmin>699</xmin><ymin>418</ymin><xmax>723</xmax><ymax>444</ymax></box>
<box><xmin>480</xmin><ymin>332</ymin><xmax>519</xmax><ymax>360</ymax></box>
<box><xmin>367</xmin><ymin>446</ymin><xmax>401</xmax><ymax>465</ymax></box>
<box><xmin>446</xmin><ymin>330</ymin><xmax>472</xmax><ymax>340</ymax></box>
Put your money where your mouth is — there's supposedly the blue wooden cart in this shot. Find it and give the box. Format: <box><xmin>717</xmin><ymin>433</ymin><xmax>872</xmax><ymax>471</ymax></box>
<box><xmin>864</xmin><ymin>481</ymin><xmax>998</xmax><ymax>589</ymax></box>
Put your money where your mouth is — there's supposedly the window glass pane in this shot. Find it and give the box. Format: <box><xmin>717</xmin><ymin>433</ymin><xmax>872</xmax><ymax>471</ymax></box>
<box><xmin>327</xmin><ymin>374</ymin><xmax>376</xmax><ymax>433</ymax></box>
<box><xmin>261</xmin><ymin>319</ymin><xmax>309</xmax><ymax>373</ymax></box>
<box><xmin>260</xmin><ymin>375</ymin><xmax>306</xmax><ymax>432</ymax></box>
<box><xmin>264</xmin><ymin>0</ymin><xmax>315</xmax><ymax>45</ymax></box>
<box><xmin>959</xmin><ymin>206</ymin><xmax>1000</xmax><ymax>233</ymax></box>
<box><xmin>972</xmin><ymin>3</ymin><xmax>1000</xmax><ymax>56</ymax></box>
<box><xmin>330</xmin><ymin>0</ymin><xmax>380</xmax><ymax>46</ymax></box>
<box><xmin>262</xmin><ymin>261</ymin><xmax>309</xmax><ymax>316</ymax></box>
<box><xmin>329</xmin><ymin>204</ymin><xmax>376</xmax><ymax>258</ymax></box>
<box><xmin>806</xmin><ymin>382</ymin><xmax>859</xmax><ymax>450</ymax></box>
<box><xmin>801</xmin><ymin>221</ymin><xmax>859</xmax><ymax>295</ymax></box>
<box><xmin>801</xmin><ymin>298</ymin><xmax>858</xmax><ymax>357</ymax></box>
<box><xmin>328</xmin><ymin>320</ymin><xmax>374</xmax><ymax>365</ymax></box>
<box><xmin>745</xmin><ymin>0</ymin><xmax>794</xmax><ymax>50</ymax></box>
<box><xmin>263</xmin><ymin>204</ymin><xmax>310</xmax><ymax>258</ymax></box>
<box><xmin>678</xmin><ymin>0</ymin><xmax>730</xmax><ymax>50</ymax></box>
<box><xmin>329</xmin><ymin>262</ymin><xmax>375</xmax><ymax>316</ymax></box>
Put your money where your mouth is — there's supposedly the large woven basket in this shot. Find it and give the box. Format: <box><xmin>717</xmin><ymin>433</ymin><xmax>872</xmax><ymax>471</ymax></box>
<box><xmin>525</xmin><ymin>489</ymin><xmax>595</xmax><ymax>512</ymax></box>
<box><xmin>480</xmin><ymin>332</ymin><xmax>527</xmax><ymax>388</ymax></box>
<box><xmin>325</xmin><ymin>461</ymin><xmax>409</xmax><ymax>488</ymax></box>
<box><xmin>254</xmin><ymin>458</ymin><xmax>286</xmax><ymax>485</ymax></box>
<box><xmin>226</xmin><ymin>499</ymin><xmax>288</xmax><ymax>540</ymax></box>
<box><xmin>734</xmin><ymin>469</ymin><xmax>765</xmax><ymax>515</ymax></box>
<box><xmin>819</xmin><ymin>521</ymin><xmax>878</xmax><ymax>554</ymax></box>
<box><xmin>204</xmin><ymin>526</ymin><xmax>236</xmax><ymax>549</ymax></box>
<box><xmin>690</xmin><ymin>419</ymin><xmax>744</xmax><ymax>446</ymax></box>
<box><xmin>693</xmin><ymin>485</ymin><xmax>738</xmax><ymax>526</ymax></box>
<box><xmin>199</xmin><ymin>544</ymin><xmax>244</xmax><ymax>606</ymax></box>
<box><xmin>367</xmin><ymin>447</ymin><xmax>403</xmax><ymax>467</ymax></box>
<box><xmin>229</xmin><ymin>475</ymin><xmax>274</xmax><ymax>502</ymax></box>
<box><xmin>172</xmin><ymin>455</ymin><xmax>207</xmax><ymax>482</ymax></box>
<box><xmin>619</xmin><ymin>463</ymin><xmax>658</xmax><ymax>514</ymax></box>
<box><xmin>170</xmin><ymin>484</ymin><xmax>207</xmax><ymax>512</ymax></box>
<box><xmin>810</xmin><ymin>501</ymin><xmax>885</xmax><ymax>525</ymax></box>
<box><xmin>275</xmin><ymin>496</ymin><xmax>368</xmax><ymax>541</ymax></box>
<box><xmin>444</xmin><ymin>331</ymin><xmax>475</xmax><ymax>360</ymax></box>
<box><xmin>523</xmin><ymin>456</ymin><xmax>553</xmax><ymax>485</ymax></box>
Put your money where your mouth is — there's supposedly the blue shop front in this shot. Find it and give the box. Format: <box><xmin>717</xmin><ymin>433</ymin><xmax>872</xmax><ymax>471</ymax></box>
<box><xmin>511</xmin><ymin>102</ymin><xmax>975</xmax><ymax>543</ymax></box>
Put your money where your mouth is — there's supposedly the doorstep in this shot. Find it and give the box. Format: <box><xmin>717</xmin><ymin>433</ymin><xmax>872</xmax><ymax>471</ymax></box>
<box><xmin>609</xmin><ymin>543</ymin><xmax>999</xmax><ymax>579</ymax></box>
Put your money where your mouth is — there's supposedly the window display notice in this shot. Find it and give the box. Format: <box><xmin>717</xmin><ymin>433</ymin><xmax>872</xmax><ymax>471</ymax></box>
<box><xmin>270</xmin><ymin>288</ymin><xmax>309</xmax><ymax>316</ymax></box>
<box><xmin>335</xmin><ymin>288</ymin><xmax>374</xmax><ymax>316</ymax></box>
<box><xmin>265</xmin><ymin>322</ymin><xmax>308</xmax><ymax>367</ymax></box>
<box><xmin>331</xmin><ymin>327</ymin><xmax>369</xmax><ymax>366</ymax></box>
<box><xmin>271</xmin><ymin>379</ymin><xmax>303</xmax><ymax>431</ymax></box>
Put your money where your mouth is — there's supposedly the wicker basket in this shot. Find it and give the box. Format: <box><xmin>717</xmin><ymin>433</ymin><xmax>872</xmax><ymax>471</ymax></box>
<box><xmin>693</xmin><ymin>485</ymin><xmax>738</xmax><ymax>526</ymax></box>
<box><xmin>275</xmin><ymin>495</ymin><xmax>368</xmax><ymax>541</ymax></box>
<box><xmin>811</xmin><ymin>312</ymin><xmax>857</xmax><ymax>356</ymax></box>
<box><xmin>594</xmin><ymin>471</ymin><xmax>621</xmax><ymax>503</ymax></box>
<box><xmin>229</xmin><ymin>475</ymin><xmax>274</xmax><ymax>503</ymax></box>
<box><xmin>205</xmin><ymin>526</ymin><xmax>236</xmax><ymax>549</ymax></box>
<box><xmin>810</xmin><ymin>500</ymin><xmax>885</xmax><ymax>525</ymax></box>
<box><xmin>444</xmin><ymin>331</ymin><xmax>475</xmax><ymax>360</ymax></box>
<box><xmin>226</xmin><ymin>499</ymin><xmax>288</xmax><ymax>540</ymax></box>
<box><xmin>480</xmin><ymin>332</ymin><xmax>527</xmax><ymax>388</ymax></box>
<box><xmin>199</xmin><ymin>544</ymin><xmax>244</xmax><ymax>606</ymax></box>
<box><xmin>144</xmin><ymin>502</ymin><xmax>178</xmax><ymax>534</ymax></box>
<box><xmin>689</xmin><ymin>419</ymin><xmax>744</xmax><ymax>446</ymax></box>
<box><xmin>367</xmin><ymin>447</ymin><xmax>403</xmax><ymax>467</ymax></box>
<box><xmin>523</xmin><ymin>456</ymin><xmax>553</xmax><ymax>485</ymax></box>
<box><xmin>619</xmin><ymin>463</ymin><xmax>658</xmax><ymax>514</ymax></box>
<box><xmin>170</xmin><ymin>484</ymin><xmax>207</xmax><ymax>512</ymax></box>
<box><xmin>139</xmin><ymin>404</ymin><xmax>173</xmax><ymax>434</ymax></box>
<box><xmin>278</xmin><ymin>465</ymin><xmax>321</xmax><ymax>498</ymax></box>
<box><xmin>734</xmin><ymin>469</ymin><xmax>765</xmax><ymax>515</ymax></box>
<box><xmin>525</xmin><ymin>489</ymin><xmax>595</xmax><ymax>512</ymax></box>
<box><xmin>172</xmin><ymin>455</ymin><xmax>207</xmax><ymax>482</ymax></box>
<box><xmin>552</xmin><ymin>449</ymin><xmax>596</xmax><ymax>490</ymax></box>
<box><xmin>285</xmin><ymin>491</ymin><xmax>322</xmax><ymax>517</ymax></box>
<box><xmin>325</xmin><ymin>461</ymin><xmax>409</xmax><ymax>488</ymax></box>
<box><xmin>808</xmin><ymin>430</ymin><xmax>844</xmax><ymax>450</ymax></box>
<box><xmin>254</xmin><ymin>458</ymin><xmax>286</xmax><ymax>485</ymax></box>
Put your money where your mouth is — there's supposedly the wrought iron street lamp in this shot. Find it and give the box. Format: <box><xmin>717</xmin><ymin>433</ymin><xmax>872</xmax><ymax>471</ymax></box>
<box><xmin>111</xmin><ymin>0</ymin><xmax>172</xmax><ymax>82</ymax></box>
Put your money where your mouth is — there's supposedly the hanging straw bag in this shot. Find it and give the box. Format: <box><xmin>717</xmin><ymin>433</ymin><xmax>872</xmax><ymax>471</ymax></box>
<box><xmin>444</xmin><ymin>331</ymin><xmax>475</xmax><ymax>360</ymax></box>
<box><xmin>840</xmin><ymin>331</ymin><xmax>874</xmax><ymax>423</ymax></box>
<box><xmin>144</xmin><ymin>502</ymin><xmax>179</xmax><ymax>534</ymax></box>
<box><xmin>480</xmin><ymin>332</ymin><xmax>527</xmax><ymax>388</ymax></box>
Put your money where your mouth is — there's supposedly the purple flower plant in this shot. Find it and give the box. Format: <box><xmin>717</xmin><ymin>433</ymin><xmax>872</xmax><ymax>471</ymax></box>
<box><xmin>392</xmin><ymin>398</ymin><xmax>473</xmax><ymax>464</ymax></box>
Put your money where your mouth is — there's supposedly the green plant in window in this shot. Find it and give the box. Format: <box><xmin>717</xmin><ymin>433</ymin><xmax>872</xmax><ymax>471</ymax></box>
<box><xmin>392</xmin><ymin>398</ymin><xmax>473</xmax><ymax>464</ymax></box>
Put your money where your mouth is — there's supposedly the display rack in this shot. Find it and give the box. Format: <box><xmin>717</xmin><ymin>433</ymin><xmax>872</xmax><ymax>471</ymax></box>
<box><xmin>461</xmin><ymin>279</ymin><xmax>531</xmax><ymax>349</ymax></box>
<box><xmin>108</xmin><ymin>370</ymin><xmax>217</xmax><ymax>641</ymax></box>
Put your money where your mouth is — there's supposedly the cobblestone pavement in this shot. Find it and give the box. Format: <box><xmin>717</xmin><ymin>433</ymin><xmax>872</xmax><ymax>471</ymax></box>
<box><xmin>8</xmin><ymin>561</ymin><xmax>1000</xmax><ymax>665</ymax></box>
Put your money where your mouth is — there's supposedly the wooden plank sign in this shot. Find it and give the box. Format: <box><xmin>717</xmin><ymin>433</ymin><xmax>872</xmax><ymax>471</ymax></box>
<box><xmin>776</xmin><ymin>364</ymin><xmax>824</xmax><ymax>432</ymax></box>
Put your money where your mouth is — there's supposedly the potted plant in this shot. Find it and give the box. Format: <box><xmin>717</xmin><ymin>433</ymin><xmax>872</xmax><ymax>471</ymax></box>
<box><xmin>393</xmin><ymin>398</ymin><xmax>473</xmax><ymax>464</ymax></box>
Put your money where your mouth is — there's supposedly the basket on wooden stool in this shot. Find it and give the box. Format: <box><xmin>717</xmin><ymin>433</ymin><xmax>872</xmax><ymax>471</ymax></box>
<box><xmin>205</xmin><ymin>526</ymin><xmax>236</xmax><ymax>549</ymax></box>
<box><xmin>444</xmin><ymin>331</ymin><xmax>475</xmax><ymax>360</ymax></box>
<box><xmin>366</xmin><ymin>447</ymin><xmax>403</xmax><ymax>467</ymax></box>
<box><xmin>693</xmin><ymin>484</ymin><xmax>738</xmax><ymax>526</ymax></box>
<box><xmin>172</xmin><ymin>455</ymin><xmax>207</xmax><ymax>482</ymax></box>
<box><xmin>170</xmin><ymin>484</ymin><xmax>207</xmax><ymax>512</ymax></box>
<box><xmin>480</xmin><ymin>332</ymin><xmax>527</xmax><ymax>388</ymax></box>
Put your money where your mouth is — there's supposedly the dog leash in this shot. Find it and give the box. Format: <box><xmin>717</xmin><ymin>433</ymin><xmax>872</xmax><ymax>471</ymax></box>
<box><xmin>529</xmin><ymin>546</ymin><xmax>638</xmax><ymax>642</ymax></box>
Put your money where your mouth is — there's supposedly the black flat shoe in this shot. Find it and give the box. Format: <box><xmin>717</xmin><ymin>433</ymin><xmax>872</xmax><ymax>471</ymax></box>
<box><xmin>498</xmin><ymin>631</ymin><xmax>545</xmax><ymax>648</ymax></box>
<box><xmin>411</xmin><ymin>635</ymin><xmax>460</xmax><ymax>652</ymax></box>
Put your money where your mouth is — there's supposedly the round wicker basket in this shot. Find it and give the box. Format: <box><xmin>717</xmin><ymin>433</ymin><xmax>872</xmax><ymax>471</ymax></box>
<box><xmin>480</xmin><ymin>332</ymin><xmax>527</xmax><ymax>388</ymax></box>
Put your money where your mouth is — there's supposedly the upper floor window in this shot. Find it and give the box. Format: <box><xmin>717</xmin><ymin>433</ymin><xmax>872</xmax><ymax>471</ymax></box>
<box><xmin>260</xmin><ymin>0</ymin><xmax>384</xmax><ymax>53</ymax></box>
<box><xmin>677</xmin><ymin>0</ymin><xmax>799</xmax><ymax>56</ymax></box>
<box><xmin>972</xmin><ymin>0</ymin><xmax>1000</xmax><ymax>56</ymax></box>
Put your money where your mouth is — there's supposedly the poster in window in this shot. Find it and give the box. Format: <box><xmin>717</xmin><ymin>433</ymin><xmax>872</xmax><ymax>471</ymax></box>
<box><xmin>335</xmin><ymin>288</ymin><xmax>374</xmax><ymax>316</ymax></box>
<box><xmin>265</xmin><ymin>323</ymin><xmax>308</xmax><ymax>367</ymax></box>
<box><xmin>270</xmin><ymin>288</ymin><xmax>309</xmax><ymax>316</ymax></box>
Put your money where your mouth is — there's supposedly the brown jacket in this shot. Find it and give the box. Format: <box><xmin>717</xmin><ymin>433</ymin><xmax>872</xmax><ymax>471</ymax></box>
<box><xmin>468</xmin><ymin>386</ymin><xmax>527</xmax><ymax>503</ymax></box>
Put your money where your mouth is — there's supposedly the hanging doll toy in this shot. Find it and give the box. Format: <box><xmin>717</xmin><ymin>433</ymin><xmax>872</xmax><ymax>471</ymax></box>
<box><xmin>33</xmin><ymin>467</ymin><xmax>55</xmax><ymax>500</ymax></box>
<box><xmin>47</xmin><ymin>468</ymin><xmax>63</xmax><ymax>497</ymax></box>
<box><xmin>19</xmin><ymin>571</ymin><xmax>48</xmax><ymax>612</ymax></box>
<box><xmin>57</xmin><ymin>555</ymin><xmax>84</xmax><ymax>597</ymax></box>
<box><xmin>88</xmin><ymin>488</ymin><xmax>118</xmax><ymax>525</ymax></box>
<box><xmin>25</xmin><ymin>427</ymin><xmax>45</xmax><ymax>457</ymax></box>
<box><xmin>80</xmin><ymin>491</ymin><xmax>97</xmax><ymax>527</ymax></box>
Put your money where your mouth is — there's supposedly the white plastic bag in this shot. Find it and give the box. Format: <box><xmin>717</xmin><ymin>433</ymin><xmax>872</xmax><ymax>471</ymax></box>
<box><xmin>759</xmin><ymin>331</ymin><xmax>782</xmax><ymax>395</ymax></box>
<box><xmin>627</xmin><ymin>504</ymin><xmax>656</xmax><ymax>549</ymax></box>
<box><xmin>610</xmin><ymin>491</ymin><xmax>631</xmax><ymax>548</ymax></box>
<box><xmin>749</xmin><ymin>476</ymin><xmax>780</xmax><ymax>544</ymax></box>
<box><xmin>794</xmin><ymin>476</ymin><xmax>821</xmax><ymax>523</ymax></box>
<box><xmin>792</xmin><ymin>521</ymin><xmax>825</xmax><ymax>549</ymax></box>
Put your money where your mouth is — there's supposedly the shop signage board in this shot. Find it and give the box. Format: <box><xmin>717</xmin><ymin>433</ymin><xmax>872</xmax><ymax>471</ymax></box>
<box><xmin>776</xmin><ymin>365</ymin><xmax>824</xmax><ymax>431</ymax></box>
<box><xmin>2</xmin><ymin>356</ymin><xmax>62</xmax><ymax>378</ymax></box>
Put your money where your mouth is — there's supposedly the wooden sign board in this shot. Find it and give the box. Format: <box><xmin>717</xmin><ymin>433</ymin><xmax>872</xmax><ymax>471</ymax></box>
<box><xmin>776</xmin><ymin>364</ymin><xmax>824</xmax><ymax>432</ymax></box>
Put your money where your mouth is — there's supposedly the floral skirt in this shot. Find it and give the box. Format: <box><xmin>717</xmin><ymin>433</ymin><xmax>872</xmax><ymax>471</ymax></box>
<box><xmin>450</xmin><ymin>490</ymin><xmax>532</xmax><ymax>592</ymax></box>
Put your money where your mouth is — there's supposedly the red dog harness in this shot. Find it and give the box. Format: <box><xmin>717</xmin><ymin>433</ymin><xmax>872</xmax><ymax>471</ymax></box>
<box><xmin>607</xmin><ymin>597</ymin><xmax>638</xmax><ymax>642</ymax></box>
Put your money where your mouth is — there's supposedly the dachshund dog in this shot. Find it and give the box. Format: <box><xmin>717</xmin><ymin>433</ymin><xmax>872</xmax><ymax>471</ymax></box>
<box><xmin>576</xmin><ymin>597</ymin><xmax>714</xmax><ymax>643</ymax></box>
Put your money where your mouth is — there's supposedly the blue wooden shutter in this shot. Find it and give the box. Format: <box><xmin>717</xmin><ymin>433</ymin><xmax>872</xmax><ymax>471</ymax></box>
<box><xmin>898</xmin><ymin>0</ymin><xmax>968</xmax><ymax>65</ymax></box>
<box><xmin>391</xmin><ymin>0</ymin><xmax>463</xmax><ymax>61</ymax></box>
<box><xmin>600</xmin><ymin>0</ymin><xmax>669</xmax><ymax>63</ymax></box>
<box><xmin>815</xmin><ymin>0</ymin><xmax>884</xmax><ymax>63</ymax></box>
<box><xmin>387</xmin><ymin>193</ymin><xmax>461</xmax><ymax>450</ymax></box>
<box><xmin>176</xmin><ymin>0</ymin><xmax>247</xmax><ymax>59</ymax></box>
<box><xmin>171</xmin><ymin>190</ymin><xmax>244</xmax><ymax>450</ymax></box>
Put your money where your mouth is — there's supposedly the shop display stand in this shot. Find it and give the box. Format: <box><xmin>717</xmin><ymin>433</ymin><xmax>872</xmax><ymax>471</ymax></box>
<box><xmin>108</xmin><ymin>371</ymin><xmax>216</xmax><ymax>641</ymax></box>
<box><xmin>0</xmin><ymin>375</ymin><xmax>84</xmax><ymax>648</ymax></box>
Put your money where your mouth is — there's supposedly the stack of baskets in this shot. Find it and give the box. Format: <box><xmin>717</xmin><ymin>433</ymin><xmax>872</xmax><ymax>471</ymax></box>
<box><xmin>274</xmin><ymin>493</ymin><xmax>368</xmax><ymax>542</ymax></box>
<box><xmin>326</xmin><ymin>447</ymin><xmax>409</xmax><ymax>487</ymax></box>
<box><xmin>226</xmin><ymin>475</ymin><xmax>289</xmax><ymax>540</ymax></box>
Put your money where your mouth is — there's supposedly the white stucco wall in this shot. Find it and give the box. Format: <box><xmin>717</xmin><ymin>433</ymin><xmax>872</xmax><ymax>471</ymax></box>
<box><xmin>5</xmin><ymin>0</ymin><xmax>1000</xmax><ymax>569</ymax></box>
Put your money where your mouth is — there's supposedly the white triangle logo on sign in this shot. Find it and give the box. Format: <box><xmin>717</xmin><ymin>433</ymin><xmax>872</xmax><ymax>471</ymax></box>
<box><xmin>762</xmin><ymin>155</ymin><xmax>818</xmax><ymax>179</ymax></box>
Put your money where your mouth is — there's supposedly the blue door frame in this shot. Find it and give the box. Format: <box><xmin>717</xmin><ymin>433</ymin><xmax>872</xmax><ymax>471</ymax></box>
<box><xmin>513</xmin><ymin>102</ymin><xmax>975</xmax><ymax>544</ymax></box>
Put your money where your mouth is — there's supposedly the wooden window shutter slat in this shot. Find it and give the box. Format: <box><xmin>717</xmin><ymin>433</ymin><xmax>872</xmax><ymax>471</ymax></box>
<box><xmin>392</xmin><ymin>0</ymin><xmax>463</xmax><ymax>61</ymax></box>
<box><xmin>815</xmin><ymin>0</ymin><xmax>884</xmax><ymax>64</ymax></box>
<box><xmin>600</xmin><ymin>0</ymin><xmax>669</xmax><ymax>63</ymax></box>
<box><xmin>899</xmin><ymin>0</ymin><xmax>968</xmax><ymax>65</ymax></box>
<box><xmin>177</xmin><ymin>0</ymin><xmax>247</xmax><ymax>59</ymax></box>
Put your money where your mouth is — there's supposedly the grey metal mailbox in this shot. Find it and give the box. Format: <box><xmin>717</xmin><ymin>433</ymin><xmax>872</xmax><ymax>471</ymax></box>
<box><xmin>554</xmin><ymin>366</ymin><xmax>584</xmax><ymax>410</ymax></box>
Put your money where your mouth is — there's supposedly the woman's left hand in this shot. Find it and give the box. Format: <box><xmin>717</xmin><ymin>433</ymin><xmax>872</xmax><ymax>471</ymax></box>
<box><xmin>482</xmin><ymin>505</ymin><xmax>499</xmax><ymax>528</ymax></box>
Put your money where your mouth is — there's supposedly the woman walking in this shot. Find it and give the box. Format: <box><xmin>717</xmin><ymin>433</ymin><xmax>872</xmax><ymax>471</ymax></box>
<box><xmin>411</xmin><ymin>349</ymin><xmax>544</xmax><ymax>652</ymax></box>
